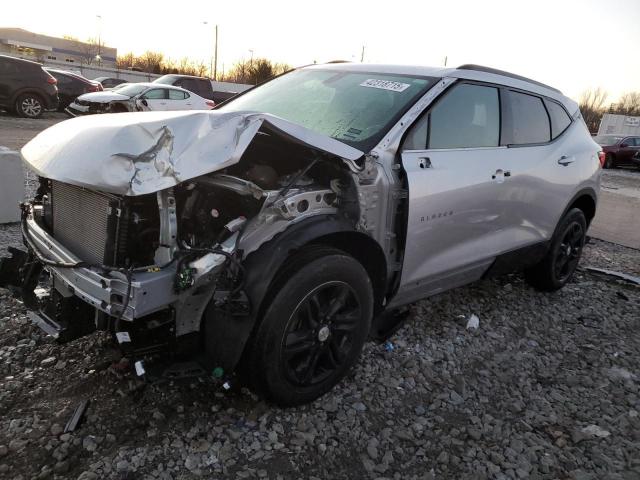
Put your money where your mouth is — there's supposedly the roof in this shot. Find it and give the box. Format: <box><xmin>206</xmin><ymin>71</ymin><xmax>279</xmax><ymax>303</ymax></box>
<box><xmin>305</xmin><ymin>62</ymin><xmax>572</xmax><ymax>109</ymax></box>
<box><xmin>0</xmin><ymin>54</ymin><xmax>42</xmax><ymax>66</ymax></box>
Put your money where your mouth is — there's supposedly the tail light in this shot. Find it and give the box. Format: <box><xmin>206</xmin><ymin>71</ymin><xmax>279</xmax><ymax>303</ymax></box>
<box><xmin>598</xmin><ymin>151</ymin><xmax>605</xmax><ymax>168</ymax></box>
<box><xmin>205</xmin><ymin>100</ymin><xmax>216</xmax><ymax>108</ymax></box>
<box><xmin>85</xmin><ymin>84</ymin><xmax>102</xmax><ymax>93</ymax></box>
<box><xmin>46</xmin><ymin>76</ymin><xmax>57</xmax><ymax>85</ymax></box>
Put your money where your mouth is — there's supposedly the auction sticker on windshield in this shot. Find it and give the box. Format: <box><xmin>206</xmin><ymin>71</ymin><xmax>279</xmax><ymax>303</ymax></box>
<box><xmin>360</xmin><ymin>79</ymin><xmax>411</xmax><ymax>92</ymax></box>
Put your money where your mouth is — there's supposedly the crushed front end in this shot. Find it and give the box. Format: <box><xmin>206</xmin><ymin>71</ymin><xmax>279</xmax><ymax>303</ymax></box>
<box><xmin>1</xmin><ymin>180</ymin><xmax>247</xmax><ymax>377</ymax></box>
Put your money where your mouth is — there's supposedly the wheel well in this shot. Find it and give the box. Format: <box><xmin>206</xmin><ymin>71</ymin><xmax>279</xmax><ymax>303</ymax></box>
<box><xmin>11</xmin><ymin>89</ymin><xmax>45</xmax><ymax>105</ymax></box>
<box><xmin>309</xmin><ymin>232</ymin><xmax>388</xmax><ymax>314</ymax></box>
<box><xmin>569</xmin><ymin>194</ymin><xmax>596</xmax><ymax>226</ymax></box>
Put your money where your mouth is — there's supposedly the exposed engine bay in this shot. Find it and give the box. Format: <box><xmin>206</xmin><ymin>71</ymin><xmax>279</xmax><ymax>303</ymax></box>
<box><xmin>2</xmin><ymin>126</ymin><xmax>363</xmax><ymax>380</ymax></box>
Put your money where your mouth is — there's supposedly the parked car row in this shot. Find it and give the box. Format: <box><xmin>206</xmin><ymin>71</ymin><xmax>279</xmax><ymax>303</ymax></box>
<box><xmin>66</xmin><ymin>82</ymin><xmax>215</xmax><ymax>116</ymax></box>
<box><xmin>0</xmin><ymin>54</ymin><xmax>223</xmax><ymax>118</ymax></box>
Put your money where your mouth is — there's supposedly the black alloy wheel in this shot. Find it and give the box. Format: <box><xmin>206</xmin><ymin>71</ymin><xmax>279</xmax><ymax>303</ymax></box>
<box><xmin>281</xmin><ymin>281</ymin><xmax>361</xmax><ymax>387</ymax></box>
<box><xmin>525</xmin><ymin>208</ymin><xmax>587</xmax><ymax>291</ymax></box>
<box><xmin>242</xmin><ymin>246</ymin><xmax>373</xmax><ymax>406</ymax></box>
<box><xmin>552</xmin><ymin>221</ymin><xmax>585</xmax><ymax>284</ymax></box>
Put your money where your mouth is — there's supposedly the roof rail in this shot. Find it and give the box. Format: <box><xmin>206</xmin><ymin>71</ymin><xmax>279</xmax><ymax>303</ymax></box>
<box><xmin>456</xmin><ymin>64</ymin><xmax>562</xmax><ymax>94</ymax></box>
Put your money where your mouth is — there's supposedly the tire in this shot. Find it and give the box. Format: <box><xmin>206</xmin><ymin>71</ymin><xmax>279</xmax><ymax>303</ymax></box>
<box><xmin>525</xmin><ymin>208</ymin><xmax>587</xmax><ymax>291</ymax></box>
<box><xmin>15</xmin><ymin>93</ymin><xmax>44</xmax><ymax>118</ymax></box>
<box><xmin>604</xmin><ymin>153</ymin><xmax>614</xmax><ymax>169</ymax></box>
<box><xmin>244</xmin><ymin>246</ymin><xmax>373</xmax><ymax>406</ymax></box>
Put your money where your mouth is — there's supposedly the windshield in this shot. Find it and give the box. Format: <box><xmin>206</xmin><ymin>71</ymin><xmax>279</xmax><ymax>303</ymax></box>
<box><xmin>219</xmin><ymin>68</ymin><xmax>437</xmax><ymax>151</ymax></box>
<box><xmin>153</xmin><ymin>75</ymin><xmax>175</xmax><ymax>85</ymax></box>
<box><xmin>113</xmin><ymin>84</ymin><xmax>148</xmax><ymax>97</ymax></box>
<box><xmin>593</xmin><ymin>135</ymin><xmax>623</xmax><ymax>146</ymax></box>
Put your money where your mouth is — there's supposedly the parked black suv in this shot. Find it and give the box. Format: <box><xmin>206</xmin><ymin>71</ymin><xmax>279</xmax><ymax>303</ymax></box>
<box><xmin>0</xmin><ymin>55</ymin><xmax>59</xmax><ymax>118</ymax></box>
<box><xmin>153</xmin><ymin>74</ymin><xmax>214</xmax><ymax>100</ymax></box>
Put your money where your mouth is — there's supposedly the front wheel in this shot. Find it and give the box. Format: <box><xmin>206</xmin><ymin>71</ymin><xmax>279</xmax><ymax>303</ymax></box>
<box><xmin>525</xmin><ymin>208</ymin><xmax>587</xmax><ymax>291</ymax></box>
<box><xmin>244</xmin><ymin>247</ymin><xmax>373</xmax><ymax>406</ymax></box>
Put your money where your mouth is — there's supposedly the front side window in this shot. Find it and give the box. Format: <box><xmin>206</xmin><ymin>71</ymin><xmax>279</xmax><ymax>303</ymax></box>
<box><xmin>403</xmin><ymin>83</ymin><xmax>500</xmax><ymax>150</ymax></box>
<box><xmin>143</xmin><ymin>88</ymin><xmax>167</xmax><ymax>100</ymax></box>
<box><xmin>507</xmin><ymin>91</ymin><xmax>550</xmax><ymax>144</ymax></box>
<box><xmin>219</xmin><ymin>69</ymin><xmax>437</xmax><ymax>151</ymax></box>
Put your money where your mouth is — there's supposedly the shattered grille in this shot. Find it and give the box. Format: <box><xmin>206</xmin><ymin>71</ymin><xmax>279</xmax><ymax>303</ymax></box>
<box><xmin>51</xmin><ymin>181</ymin><xmax>117</xmax><ymax>265</ymax></box>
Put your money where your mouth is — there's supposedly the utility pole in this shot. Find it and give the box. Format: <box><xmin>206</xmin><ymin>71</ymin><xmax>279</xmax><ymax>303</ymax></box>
<box><xmin>213</xmin><ymin>24</ymin><xmax>218</xmax><ymax>81</ymax></box>
<box><xmin>96</xmin><ymin>15</ymin><xmax>102</xmax><ymax>67</ymax></box>
<box><xmin>444</xmin><ymin>55</ymin><xmax>448</xmax><ymax>67</ymax></box>
<box><xmin>360</xmin><ymin>45</ymin><xmax>365</xmax><ymax>62</ymax></box>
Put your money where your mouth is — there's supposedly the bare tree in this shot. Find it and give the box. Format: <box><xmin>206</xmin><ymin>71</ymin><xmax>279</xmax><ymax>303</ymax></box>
<box><xmin>609</xmin><ymin>92</ymin><xmax>640</xmax><ymax>117</ymax></box>
<box><xmin>137</xmin><ymin>51</ymin><xmax>164</xmax><ymax>74</ymax></box>
<box><xmin>222</xmin><ymin>58</ymin><xmax>291</xmax><ymax>84</ymax></box>
<box><xmin>579</xmin><ymin>88</ymin><xmax>609</xmax><ymax>134</ymax></box>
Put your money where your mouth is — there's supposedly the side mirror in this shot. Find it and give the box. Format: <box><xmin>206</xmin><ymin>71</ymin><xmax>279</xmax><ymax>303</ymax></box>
<box><xmin>620</xmin><ymin>143</ymin><xmax>629</xmax><ymax>148</ymax></box>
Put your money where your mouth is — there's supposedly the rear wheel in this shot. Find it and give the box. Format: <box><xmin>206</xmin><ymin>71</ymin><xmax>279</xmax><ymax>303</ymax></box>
<box><xmin>525</xmin><ymin>208</ymin><xmax>586</xmax><ymax>291</ymax></box>
<box><xmin>15</xmin><ymin>93</ymin><xmax>44</xmax><ymax>118</ymax></box>
<box><xmin>244</xmin><ymin>247</ymin><xmax>373</xmax><ymax>406</ymax></box>
<box><xmin>604</xmin><ymin>153</ymin><xmax>615</xmax><ymax>169</ymax></box>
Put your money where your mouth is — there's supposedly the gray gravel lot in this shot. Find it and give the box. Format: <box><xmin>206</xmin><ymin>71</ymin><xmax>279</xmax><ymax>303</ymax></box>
<box><xmin>0</xmin><ymin>114</ymin><xmax>639</xmax><ymax>480</ymax></box>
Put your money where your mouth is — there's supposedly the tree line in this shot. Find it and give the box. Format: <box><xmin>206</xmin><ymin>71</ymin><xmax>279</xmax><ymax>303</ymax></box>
<box><xmin>579</xmin><ymin>88</ymin><xmax>640</xmax><ymax>133</ymax></box>
<box><xmin>115</xmin><ymin>51</ymin><xmax>291</xmax><ymax>85</ymax></box>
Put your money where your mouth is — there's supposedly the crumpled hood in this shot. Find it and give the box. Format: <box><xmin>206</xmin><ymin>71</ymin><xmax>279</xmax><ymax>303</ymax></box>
<box><xmin>76</xmin><ymin>91</ymin><xmax>131</xmax><ymax>103</ymax></box>
<box><xmin>21</xmin><ymin>110</ymin><xmax>364</xmax><ymax>196</ymax></box>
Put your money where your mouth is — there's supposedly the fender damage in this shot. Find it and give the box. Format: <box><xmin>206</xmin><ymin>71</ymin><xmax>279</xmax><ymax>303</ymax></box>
<box><xmin>1</xmin><ymin>110</ymin><xmax>372</xmax><ymax>378</ymax></box>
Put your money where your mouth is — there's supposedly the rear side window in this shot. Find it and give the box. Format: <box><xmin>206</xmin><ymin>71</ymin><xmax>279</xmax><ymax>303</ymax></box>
<box><xmin>507</xmin><ymin>91</ymin><xmax>550</xmax><ymax>144</ymax></box>
<box><xmin>545</xmin><ymin>99</ymin><xmax>572</xmax><ymax>138</ymax></box>
<box><xmin>169</xmin><ymin>89</ymin><xmax>188</xmax><ymax>100</ymax></box>
<box><xmin>144</xmin><ymin>88</ymin><xmax>167</xmax><ymax>99</ymax></box>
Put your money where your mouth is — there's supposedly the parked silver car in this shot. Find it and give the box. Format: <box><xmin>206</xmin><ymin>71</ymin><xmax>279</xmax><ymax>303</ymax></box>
<box><xmin>1</xmin><ymin>63</ymin><xmax>601</xmax><ymax>405</ymax></box>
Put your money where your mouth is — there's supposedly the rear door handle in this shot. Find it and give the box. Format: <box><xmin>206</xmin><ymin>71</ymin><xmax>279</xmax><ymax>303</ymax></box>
<box><xmin>558</xmin><ymin>155</ymin><xmax>574</xmax><ymax>166</ymax></box>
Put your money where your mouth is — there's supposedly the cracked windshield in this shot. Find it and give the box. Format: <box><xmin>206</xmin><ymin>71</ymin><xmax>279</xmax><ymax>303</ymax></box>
<box><xmin>220</xmin><ymin>69</ymin><xmax>436</xmax><ymax>150</ymax></box>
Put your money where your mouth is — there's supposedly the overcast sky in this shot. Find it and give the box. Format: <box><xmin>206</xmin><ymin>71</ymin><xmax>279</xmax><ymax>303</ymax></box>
<box><xmin>3</xmin><ymin>0</ymin><xmax>639</xmax><ymax>102</ymax></box>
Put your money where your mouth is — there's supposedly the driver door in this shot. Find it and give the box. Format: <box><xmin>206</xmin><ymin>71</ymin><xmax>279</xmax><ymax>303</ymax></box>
<box><xmin>397</xmin><ymin>82</ymin><xmax>513</xmax><ymax>304</ymax></box>
<box><xmin>141</xmin><ymin>88</ymin><xmax>168</xmax><ymax>111</ymax></box>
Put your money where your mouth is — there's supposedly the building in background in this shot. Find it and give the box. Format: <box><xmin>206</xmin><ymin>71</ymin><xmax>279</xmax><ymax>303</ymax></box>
<box><xmin>0</xmin><ymin>28</ymin><xmax>116</xmax><ymax>68</ymax></box>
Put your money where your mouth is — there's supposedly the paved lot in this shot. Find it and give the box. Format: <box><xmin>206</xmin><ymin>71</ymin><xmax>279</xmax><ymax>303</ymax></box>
<box><xmin>0</xmin><ymin>111</ymin><xmax>67</xmax><ymax>151</ymax></box>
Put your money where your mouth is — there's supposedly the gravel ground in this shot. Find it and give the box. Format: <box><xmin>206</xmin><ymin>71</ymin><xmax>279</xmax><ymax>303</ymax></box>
<box><xmin>0</xmin><ymin>239</ymin><xmax>638</xmax><ymax>480</ymax></box>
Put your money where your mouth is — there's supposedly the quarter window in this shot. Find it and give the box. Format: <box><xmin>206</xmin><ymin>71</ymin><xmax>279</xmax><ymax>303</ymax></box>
<box><xmin>545</xmin><ymin>99</ymin><xmax>572</xmax><ymax>139</ymax></box>
<box><xmin>403</xmin><ymin>83</ymin><xmax>500</xmax><ymax>150</ymax></box>
<box><xmin>507</xmin><ymin>91</ymin><xmax>550</xmax><ymax>144</ymax></box>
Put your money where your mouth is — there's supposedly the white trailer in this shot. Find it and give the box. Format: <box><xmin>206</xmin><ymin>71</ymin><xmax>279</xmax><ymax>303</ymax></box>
<box><xmin>597</xmin><ymin>113</ymin><xmax>640</xmax><ymax>136</ymax></box>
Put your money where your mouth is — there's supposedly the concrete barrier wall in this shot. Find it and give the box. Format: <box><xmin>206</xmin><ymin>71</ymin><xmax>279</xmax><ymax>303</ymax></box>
<box><xmin>0</xmin><ymin>148</ymin><xmax>23</xmax><ymax>223</ymax></box>
<box><xmin>40</xmin><ymin>59</ymin><xmax>251</xmax><ymax>93</ymax></box>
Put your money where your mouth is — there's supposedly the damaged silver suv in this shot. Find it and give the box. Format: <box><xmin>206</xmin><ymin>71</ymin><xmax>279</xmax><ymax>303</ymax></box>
<box><xmin>1</xmin><ymin>63</ymin><xmax>601</xmax><ymax>406</ymax></box>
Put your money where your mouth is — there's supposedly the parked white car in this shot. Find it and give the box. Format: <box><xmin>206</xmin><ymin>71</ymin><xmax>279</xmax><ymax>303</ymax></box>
<box><xmin>65</xmin><ymin>82</ymin><xmax>215</xmax><ymax>116</ymax></box>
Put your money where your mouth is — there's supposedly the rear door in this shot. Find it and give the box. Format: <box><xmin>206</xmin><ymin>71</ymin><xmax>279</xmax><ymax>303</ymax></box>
<box><xmin>399</xmin><ymin>82</ymin><xmax>512</xmax><ymax>301</ymax></box>
<box><xmin>166</xmin><ymin>88</ymin><xmax>190</xmax><ymax>110</ymax></box>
